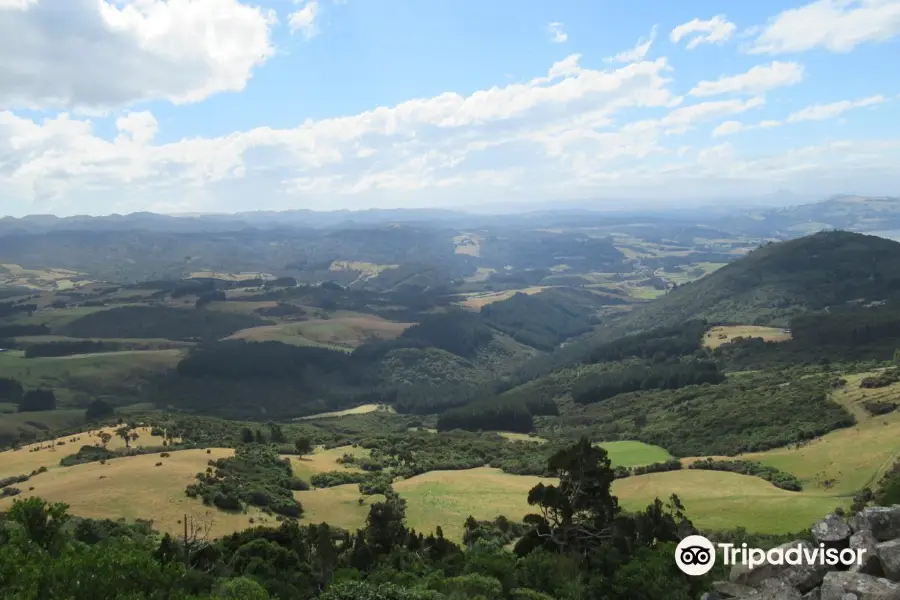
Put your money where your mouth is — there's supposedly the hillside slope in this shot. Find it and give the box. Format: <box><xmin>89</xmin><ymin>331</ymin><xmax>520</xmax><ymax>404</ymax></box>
<box><xmin>608</xmin><ymin>231</ymin><xmax>900</xmax><ymax>331</ymax></box>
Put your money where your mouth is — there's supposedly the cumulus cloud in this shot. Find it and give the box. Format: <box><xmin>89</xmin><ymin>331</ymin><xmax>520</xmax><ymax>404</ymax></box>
<box><xmin>750</xmin><ymin>0</ymin><xmax>900</xmax><ymax>54</ymax></box>
<box><xmin>548</xmin><ymin>22</ymin><xmax>568</xmax><ymax>43</ymax></box>
<box><xmin>0</xmin><ymin>0</ymin><xmax>276</xmax><ymax>111</ymax></box>
<box><xmin>606</xmin><ymin>26</ymin><xmax>658</xmax><ymax>63</ymax></box>
<box><xmin>787</xmin><ymin>95</ymin><xmax>887</xmax><ymax>121</ymax></box>
<box><xmin>689</xmin><ymin>61</ymin><xmax>804</xmax><ymax>97</ymax></box>
<box><xmin>290</xmin><ymin>0</ymin><xmax>320</xmax><ymax>40</ymax></box>
<box><xmin>670</xmin><ymin>15</ymin><xmax>737</xmax><ymax>49</ymax></box>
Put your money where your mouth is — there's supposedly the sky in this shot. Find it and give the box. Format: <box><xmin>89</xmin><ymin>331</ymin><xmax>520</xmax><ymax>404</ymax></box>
<box><xmin>0</xmin><ymin>0</ymin><xmax>899</xmax><ymax>217</ymax></box>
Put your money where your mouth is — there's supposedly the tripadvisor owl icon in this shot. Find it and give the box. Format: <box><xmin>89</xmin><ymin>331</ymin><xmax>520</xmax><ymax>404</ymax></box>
<box><xmin>675</xmin><ymin>535</ymin><xmax>716</xmax><ymax>576</ymax></box>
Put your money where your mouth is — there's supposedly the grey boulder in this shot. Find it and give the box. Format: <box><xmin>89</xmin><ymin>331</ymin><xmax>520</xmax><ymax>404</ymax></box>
<box><xmin>877</xmin><ymin>540</ymin><xmax>900</xmax><ymax>581</ymax></box>
<box><xmin>851</xmin><ymin>507</ymin><xmax>900</xmax><ymax>542</ymax></box>
<box><xmin>731</xmin><ymin>541</ymin><xmax>829</xmax><ymax>593</ymax></box>
<box><xmin>850</xmin><ymin>530</ymin><xmax>883</xmax><ymax>576</ymax></box>
<box><xmin>813</xmin><ymin>515</ymin><xmax>852</xmax><ymax>545</ymax></box>
<box><xmin>819</xmin><ymin>571</ymin><xmax>900</xmax><ymax>600</ymax></box>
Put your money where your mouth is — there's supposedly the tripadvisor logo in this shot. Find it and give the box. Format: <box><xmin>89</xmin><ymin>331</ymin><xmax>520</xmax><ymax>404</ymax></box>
<box><xmin>674</xmin><ymin>535</ymin><xmax>869</xmax><ymax>577</ymax></box>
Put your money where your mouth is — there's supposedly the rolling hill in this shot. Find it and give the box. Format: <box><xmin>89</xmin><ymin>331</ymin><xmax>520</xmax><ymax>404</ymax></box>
<box><xmin>604</xmin><ymin>230</ymin><xmax>900</xmax><ymax>332</ymax></box>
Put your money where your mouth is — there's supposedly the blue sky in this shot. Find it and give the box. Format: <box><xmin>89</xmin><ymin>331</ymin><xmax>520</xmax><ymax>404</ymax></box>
<box><xmin>0</xmin><ymin>0</ymin><xmax>899</xmax><ymax>216</ymax></box>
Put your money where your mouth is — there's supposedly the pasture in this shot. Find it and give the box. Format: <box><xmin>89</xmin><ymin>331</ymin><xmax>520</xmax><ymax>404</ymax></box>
<box><xmin>226</xmin><ymin>315</ymin><xmax>410</xmax><ymax>349</ymax></box>
<box><xmin>596</xmin><ymin>441</ymin><xmax>673</xmax><ymax>468</ymax></box>
<box><xmin>612</xmin><ymin>470</ymin><xmax>838</xmax><ymax>533</ymax></box>
<box><xmin>703</xmin><ymin>325</ymin><xmax>792</xmax><ymax>349</ymax></box>
<box><xmin>296</xmin><ymin>404</ymin><xmax>396</xmax><ymax>420</ymax></box>
<box><xmin>0</xmin><ymin>448</ymin><xmax>261</xmax><ymax>538</ymax></box>
<box><xmin>394</xmin><ymin>467</ymin><xmax>556</xmax><ymax>542</ymax></box>
<box><xmin>0</xmin><ymin>426</ymin><xmax>173</xmax><ymax>479</ymax></box>
<box><xmin>459</xmin><ymin>287</ymin><xmax>550</xmax><ymax>310</ymax></box>
<box><xmin>0</xmin><ymin>349</ymin><xmax>182</xmax><ymax>404</ymax></box>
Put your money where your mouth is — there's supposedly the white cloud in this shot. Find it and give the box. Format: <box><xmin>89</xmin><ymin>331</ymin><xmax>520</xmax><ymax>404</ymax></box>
<box><xmin>689</xmin><ymin>61</ymin><xmax>804</xmax><ymax>97</ymax></box>
<box><xmin>661</xmin><ymin>97</ymin><xmax>765</xmax><ymax>134</ymax></box>
<box><xmin>0</xmin><ymin>0</ymin><xmax>37</xmax><ymax>10</ymax></box>
<box><xmin>290</xmin><ymin>0</ymin><xmax>320</xmax><ymax>40</ymax></box>
<box><xmin>670</xmin><ymin>15</ymin><xmax>737</xmax><ymax>49</ymax></box>
<box><xmin>750</xmin><ymin>0</ymin><xmax>900</xmax><ymax>54</ymax></box>
<box><xmin>712</xmin><ymin>120</ymin><xmax>745</xmax><ymax>137</ymax></box>
<box><xmin>606</xmin><ymin>26</ymin><xmax>658</xmax><ymax>63</ymax></box>
<box><xmin>787</xmin><ymin>94</ymin><xmax>887</xmax><ymax>121</ymax></box>
<box><xmin>0</xmin><ymin>0</ymin><xmax>276</xmax><ymax>112</ymax></box>
<box><xmin>548</xmin><ymin>22</ymin><xmax>568</xmax><ymax>43</ymax></box>
<box><xmin>1</xmin><ymin>55</ymin><xmax>686</xmax><ymax>214</ymax></box>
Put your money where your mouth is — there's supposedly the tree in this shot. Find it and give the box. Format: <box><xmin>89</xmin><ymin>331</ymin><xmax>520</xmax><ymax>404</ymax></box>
<box><xmin>6</xmin><ymin>497</ymin><xmax>70</xmax><ymax>553</ymax></box>
<box><xmin>519</xmin><ymin>437</ymin><xmax>619</xmax><ymax>558</ymax></box>
<box><xmin>17</xmin><ymin>389</ymin><xmax>57</xmax><ymax>412</ymax></box>
<box><xmin>294</xmin><ymin>437</ymin><xmax>312</xmax><ymax>455</ymax></box>
<box><xmin>84</xmin><ymin>399</ymin><xmax>114</xmax><ymax>422</ymax></box>
<box><xmin>99</xmin><ymin>432</ymin><xmax>112</xmax><ymax>448</ymax></box>
<box><xmin>116</xmin><ymin>426</ymin><xmax>132</xmax><ymax>448</ymax></box>
<box><xmin>0</xmin><ymin>377</ymin><xmax>24</xmax><ymax>404</ymax></box>
<box><xmin>241</xmin><ymin>428</ymin><xmax>254</xmax><ymax>444</ymax></box>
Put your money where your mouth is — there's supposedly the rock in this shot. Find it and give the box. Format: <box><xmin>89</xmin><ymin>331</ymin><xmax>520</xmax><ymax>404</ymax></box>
<box><xmin>850</xmin><ymin>530</ymin><xmax>883</xmax><ymax>576</ymax></box>
<box><xmin>701</xmin><ymin>594</ymin><xmax>723</xmax><ymax>600</ymax></box>
<box><xmin>819</xmin><ymin>571</ymin><xmax>900</xmax><ymax>600</ymax></box>
<box><xmin>745</xmin><ymin>578</ymin><xmax>803</xmax><ymax>600</ymax></box>
<box><xmin>814</xmin><ymin>515</ymin><xmax>853</xmax><ymax>546</ymax></box>
<box><xmin>801</xmin><ymin>588</ymin><xmax>821</xmax><ymax>600</ymax></box>
<box><xmin>714</xmin><ymin>581</ymin><xmax>758</xmax><ymax>597</ymax></box>
<box><xmin>731</xmin><ymin>540</ymin><xmax>830</xmax><ymax>593</ymax></box>
<box><xmin>877</xmin><ymin>540</ymin><xmax>900</xmax><ymax>580</ymax></box>
<box><xmin>850</xmin><ymin>507</ymin><xmax>900</xmax><ymax>542</ymax></box>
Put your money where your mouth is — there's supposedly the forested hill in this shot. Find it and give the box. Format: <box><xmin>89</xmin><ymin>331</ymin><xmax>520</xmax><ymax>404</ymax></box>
<box><xmin>607</xmin><ymin>231</ymin><xmax>900</xmax><ymax>331</ymax></box>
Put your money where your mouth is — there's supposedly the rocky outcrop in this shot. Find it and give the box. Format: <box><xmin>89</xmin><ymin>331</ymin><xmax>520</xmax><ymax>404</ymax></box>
<box><xmin>705</xmin><ymin>507</ymin><xmax>900</xmax><ymax>600</ymax></box>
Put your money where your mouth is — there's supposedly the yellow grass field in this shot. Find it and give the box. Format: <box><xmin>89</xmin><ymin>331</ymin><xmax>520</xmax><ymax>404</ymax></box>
<box><xmin>296</xmin><ymin>404</ymin><xmax>396</xmax><ymax>420</ymax></box>
<box><xmin>282</xmin><ymin>445</ymin><xmax>370</xmax><ymax>480</ymax></box>
<box><xmin>498</xmin><ymin>432</ymin><xmax>547</xmax><ymax>444</ymax></box>
<box><xmin>0</xmin><ymin>426</ymin><xmax>175</xmax><ymax>479</ymax></box>
<box><xmin>453</xmin><ymin>234</ymin><xmax>482</xmax><ymax>257</ymax></box>
<box><xmin>0</xmin><ymin>263</ymin><xmax>92</xmax><ymax>291</ymax></box>
<box><xmin>459</xmin><ymin>287</ymin><xmax>550</xmax><ymax>310</ymax></box>
<box><xmin>0</xmin><ymin>449</ymin><xmax>262</xmax><ymax>538</ymax></box>
<box><xmin>703</xmin><ymin>325</ymin><xmax>792</xmax><ymax>349</ymax></box>
<box><xmin>328</xmin><ymin>261</ymin><xmax>399</xmax><ymax>282</ymax></box>
<box><xmin>188</xmin><ymin>272</ymin><xmax>274</xmax><ymax>281</ymax></box>
<box><xmin>226</xmin><ymin>315</ymin><xmax>411</xmax><ymax>349</ymax></box>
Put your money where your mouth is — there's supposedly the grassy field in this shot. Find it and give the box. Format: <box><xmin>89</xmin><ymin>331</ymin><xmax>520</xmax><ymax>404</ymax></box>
<box><xmin>596</xmin><ymin>441</ymin><xmax>674</xmax><ymax>468</ymax></box>
<box><xmin>394</xmin><ymin>467</ymin><xmax>556</xmax><ymax>542</ymax></box>
<box><xmin>0</xmin><ymin>409</ymin><xmax>86</xmax><ymax>452</ymax></box>
<box><xmin>703</xmin><ymin>325</ymin><xmax>792</xmax><ymax>349</ymax></box>
<box><xmin>612</xmin><ymin>470</ymin><xmax>838</xmax><ymax>533</ymax></box>
<box><xmin>0</xmin><ymin>448</ymin><xmax>264</xmax><ymax>538</ymax></box>
<box><xmin>13</xmin><ymin>305</ymin><xmax>123</xmax><ymax>328</ymax></box>
<box><xmin>296</xmin><ymin>404</ymin><xmax>396</xmax><ymax>420</ymax></box>
<box><xmin>188</xmin><ymin>272</ymin><xmax>274</xmax><ymax>281</ymax></box>
<box><xmin>0</xmin><ymin>426</ymin><xmax>172</xmax><ymax>479</ymax></box>
<box><xmin>0</xmin><ymin>349</ymin><xmax>182</xmax><ymax>399</ymax></box>
<box><xmin>453</xmin><ymin>234</ymin><xmax>482</xmax><ymax>257</ymax></box>
<box><xmin>226</xmin><ymin>316</ymin><xmax>411</xmax><ymax>349</ymax></box>
<box><xmin>459</xmin><ymin>287</ymin><xmax>550</xmax><ymax>310</ymax></box>
<box><xmin>498</xmin><ymin>432</ymin><xmax>547</xmax><ymax>444</ymax></box>
<box><xmin>282</xmin><ymin>445</ymin><xmax>370</xmax><ymax>481</ymax></box>
<box><xmin>0</xmin><ymin>264</ymin><xmax>92</xmax><ymax>291</ymax></box>
<box><xmin>205</xmin><ymin>300</ymin><xmax>279</xmax><ymax>315</ymax></box>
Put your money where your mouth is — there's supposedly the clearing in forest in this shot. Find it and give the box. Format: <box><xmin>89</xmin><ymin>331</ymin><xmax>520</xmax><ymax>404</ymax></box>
<box><xmin>595</xmin><ymin>441</ymin><xmax>674</xmax><ymax>468</ymax></box>
<box><xmin>702</xmin><ymin>325</ymin><xmax>792</xmax><ymax>349</ymax></box>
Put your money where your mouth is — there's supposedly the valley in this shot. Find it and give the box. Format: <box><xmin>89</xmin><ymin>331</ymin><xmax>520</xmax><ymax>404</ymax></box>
<box><xmin>5</xmin><ymin>197</ymin><xmax>900</xmax><ymax>599</ymax></box>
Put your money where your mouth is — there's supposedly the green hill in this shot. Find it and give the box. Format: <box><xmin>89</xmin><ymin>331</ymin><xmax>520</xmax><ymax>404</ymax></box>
<box><xmin>610</xmin><ymin>231</ymin><xmax>900</xmax><ymax>331</ymax></box>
